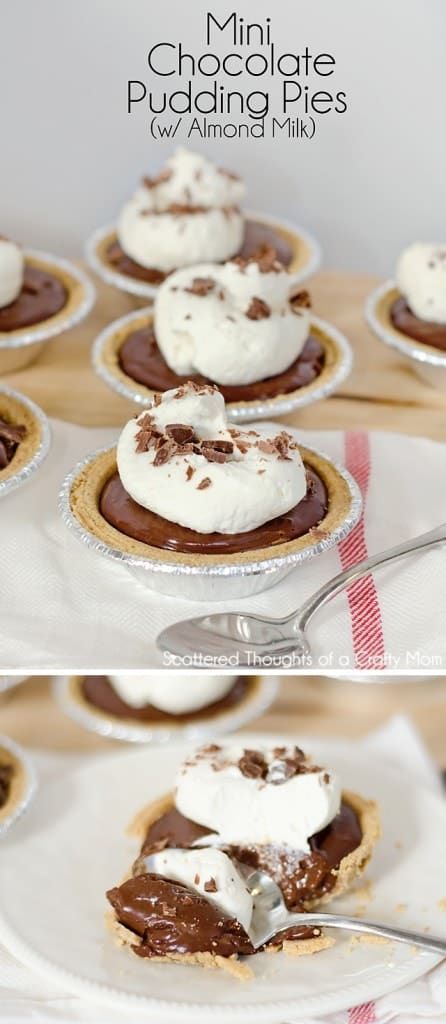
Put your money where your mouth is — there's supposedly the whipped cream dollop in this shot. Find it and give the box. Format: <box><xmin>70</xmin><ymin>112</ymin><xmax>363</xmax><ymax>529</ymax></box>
<box><xmin>154</xmin><ymin>248</ymin><xmax>311</xmax><ymax>385</ymax></box>
<box><xmin>0</xmin><ymin>237</ymin><xmax>24</xmax><ymax>309</ymax></box>
<box><xmin>108</xmin><ymin>674</ymin><xmax>236</xmax><ymax>713</ymax></box>
<box><xmin>396</xmin><ymin>243</ymin><xmax>446</xmax><ymax>324</ymax></box>
<box><xmin>117</xmin><ymin>149</ymin><xmax>245</xmax><ymax>273</ymax></box>
<box><xmin>175</xmin><ymin>743</ymin><xmax>341</xmax><ymax>853</ymax></box>
<box><xmin>147</xmin><ymin>847</ymin><xmax>253</xmax><ymax>932</ymax></box>
<box><xmin>116</xmin><ymin>382</ymin><xmax>307</xmax><ymax>534</ymax></box>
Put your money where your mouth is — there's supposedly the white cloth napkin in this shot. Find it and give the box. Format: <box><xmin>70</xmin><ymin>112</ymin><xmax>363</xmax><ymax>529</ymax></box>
<box><xmin>0</xmin><ymin>716</ymin><xmax>444</xmax><ymax>1023</ymax></box>
<box><xmin>0</xmin><ymin>419</ymin><xmax>445</xmax><ymax>671</ymax></box>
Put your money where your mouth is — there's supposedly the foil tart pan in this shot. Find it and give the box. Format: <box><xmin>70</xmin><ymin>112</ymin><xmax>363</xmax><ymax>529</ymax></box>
<box><xmin>0</xmin><ymin>251</ymin><xmax>95</xmax><ymax>374</ymax></box>
<box><xmin>85</xmin><ymin>211</ymin><xmax>322</xmax><ymax>301</ymax></box>
<box><xmin>59</xmin><ymin>438</ymin><xmax>362</xmax><ymax>602</ymax></box>
<box><xmin>54</xmin><ymin>675</ymin><xmax>279</xmax><ymax>744</ymax></box>
<box><xmin>92</xmin><ymin>309</ymin><xmax>352</xmax><ymax>424</ymax></box>
<box><xmin>0</xmin><ymin>386</ymin><xmax>51</xmax><ymax>499</ymax></box>
<box><xmin>0</xmin><ymin>734</ymin><xmax>37</xmax><ymax>837</ymax></box>
<box><xmin>365</xmin><ymin>280</ymin><xmax>446</xmax><ymax>390</ymax></box>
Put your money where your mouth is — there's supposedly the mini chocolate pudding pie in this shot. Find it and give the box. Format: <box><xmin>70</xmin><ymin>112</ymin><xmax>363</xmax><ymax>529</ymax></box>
<box><xmin>60</xmin><ymin>674</ymin><xmax>274</xmax><ymax>741</ymax></box>
<box><xmin>93</xmin><ymin>245</ymin><xmax>351</xmax><ymax>420</ymax></box>
<box><xmin>87</xmin><ymin>148</ymin><xmax>320</xmax><ymax>299</ymax></box>
<box><xmin>0</xmin><ymin>387</ymin><xmax>50</xmax><ymax>495</ymax></box>
<box><xmin>62</xmin><ymin>380</ymin><xmax>360</xmax><ymax>600</ymax></box>
<box><xmin>106</xmin><ymin>742</ymin><xmax>380</xmax><ymax>973</ymax></box>
<box><xmin>0</xmin><ymin>236</ymin><xmax>94</xmax><ymax>373</ymax></box>
<box><xmin>366</xmin><ymin>243</ymin><xmax>446</xmax><ymax>387</ymax></box>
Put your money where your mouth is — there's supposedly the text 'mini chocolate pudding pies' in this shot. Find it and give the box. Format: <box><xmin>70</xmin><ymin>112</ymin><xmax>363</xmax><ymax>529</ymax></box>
<box><xmin>0</xmin><ymin>236</ymin><xmax>94</xmax><ymax>374</ymax></box>
<box><xmin>60</xmin><ymin>381</ymin><xmax>361</xmax><ymax>600</ymax></box>
<box><xmin>56</xmin><ymin>674</ymin><xmax>278</xmax><ymax>743</ymax></box>
<box><xmin>86</xmin><ymin>148</ymin><xmax>320</xmax><ymax>299</ymax></box>
<box><xmin>106</xmin><ymin>741</ymin><xmax>380</xmax><ymax>975</ymax></box>
<box><xmin>93</xmin><ymin>245</ymin><xmax>352</xmax><ymax>421</ymax></box>
<box><xmin>366</xmin><ymin>242</ymin><xmax>446</xmax><ymax>388</ymax></box>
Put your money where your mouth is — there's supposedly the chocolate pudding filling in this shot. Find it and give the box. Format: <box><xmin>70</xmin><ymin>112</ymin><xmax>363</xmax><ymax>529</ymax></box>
<box><xmin>390</xmin><ymin>297</ymin><xmax>446</xmax><ymax>352</ymax></box>
<box><xmin>0</xmin><ymin>419</ymin><xmax>27</xmax><ymax>470</ymax></box>
<box><xmin>107</xmin><ymin>874</ymin><xmax>257</xmax><ymax>958</ymax></box>
<box><xmin>0</xmin><ymin>266</ymin><xmax>67</xmax><ymax>332</ymax></box>
<box><xmin>99</xmin><ymin>466</ymin><xmax>328</xmax><ymax>555</ymax></box>
<box><xmin>107</xmin><ymin>800</ymin><xmax>361</xmax><ymax>957</ymax></box>
<box><xmin>118</xmin><ymin>327</ymin><xmax>325</xmax><ymax>402</ymax></box>
<box><xmin>81</xmin><ymin>675</ymin><xmax>250</xmax><ymax>723</ymax></box>
<box><xmin>106</xmin><ymin>218</ymin><xmax>294</xmax><ymax>285</ymax></box>
<box><xmin>138</xmin><ymin>802</ymin><xmax>361</xmax><ymax>911</ymax></box>
<box><xmin>0</xmin><ymin>762</ymin><xmax>13</xmax><ymax>809</ymax></box>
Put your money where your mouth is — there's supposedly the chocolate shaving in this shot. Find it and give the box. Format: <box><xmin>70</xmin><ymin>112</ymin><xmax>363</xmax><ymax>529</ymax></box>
<box><xmin>197</xmin><ymin>476</ymin><xmax>212</xmax><ymax>490</ymax></box>
<box><xmin>238</xmin><ymin>749</ymin><xmax>268</xmax><ymax>780</ymax></box>
<box><xmin>194</xmin><ymin>874</ymin><xmax>200</xmax><ymax>885</ymax></box>
<box><xmin>185</xmin><ymin>465</ymin><xmax>195</xmax><ymax>481</ymax></box>
<box><xmin>184</xmin><ymin>277</ymin><xmax>215</xmax><ymax>297</ymax></box>
<box><xmin>204</xmin><ymin>878</ymin><xmax>218</xmax><ymax>893</ymax></box>
<box><xmin>142</xmin><ymin>168</ymin><xmax>172</xmax><ymax>189</ymax></box>
<box><xmin>245</xmin><ymin>297</ymin><xmax>271</xmax><ymax>320</ymax></box>
<box><xmin>166</xmin><ymin>203</ymin><xmax>208</xmax><ymax>215</ymax></box>
<box><xmin>232</xmin><ymin>244</ymin><xmax>283</xmax><ymax>274</ymax></box>
<box><xmin>165</xmin><ymin>424</ymin><xmax>196</xmax><ymax>444</ymax></box>
<box><xmin>290</xmin><ymin>290</ymin><xmax>312</xmax><ymax>313</ymax></box>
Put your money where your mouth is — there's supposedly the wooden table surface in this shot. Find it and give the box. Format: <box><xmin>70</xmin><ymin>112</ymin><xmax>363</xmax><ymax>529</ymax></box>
<box><xmin>3</xmin><ymin>267</ymin><xmax>446</xmax><ymax>439</ymax></box>
<box><xmin>2</xmin><ymin>676</ymin><xmax>446</xmax><ymax>766</ymax></box>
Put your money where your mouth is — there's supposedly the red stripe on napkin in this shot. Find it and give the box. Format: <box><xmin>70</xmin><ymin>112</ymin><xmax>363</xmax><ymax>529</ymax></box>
<box><xmin>338</xmin><ymin>432</ymin><xmax>385</xmax><ymax>670</ymax></box>
<box><xmin>348</xmin><ymin>1002</ymin><xmax>376</xmax><ymax>1023</ymax></box>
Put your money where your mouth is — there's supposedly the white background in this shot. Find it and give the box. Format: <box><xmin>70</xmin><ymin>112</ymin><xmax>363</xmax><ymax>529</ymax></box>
<box><xmin>0</xmin><ymin>0</ymin><xmax>444</xmax><ymax>272</ymax></box>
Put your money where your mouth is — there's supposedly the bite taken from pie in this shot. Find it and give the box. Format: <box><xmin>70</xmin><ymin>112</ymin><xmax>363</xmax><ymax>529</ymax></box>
<box><xmin>93</xmin><ymin>245</ymin><xmax>352</xmax><ymax>420</ymax></box>
<box><xmin>106</xmin><ymin>741</ymin><xmax>380</xmax><ymax>975</ymax></box>
<box><xmin>60</xmin><ymin>380</ymin><xmax>361</xmax><ymax>600</ymax></box>
<box><xmin>86</xmin><ymin>148</ymin><xmax>320</xmax><ymax>297</ymax></box>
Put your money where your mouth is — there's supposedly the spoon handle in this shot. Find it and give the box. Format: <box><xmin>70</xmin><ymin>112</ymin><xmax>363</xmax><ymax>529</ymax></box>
<box><xmin>295</xmin><ymin>522</ymin><xmax>446</xmax><ymax>631</ymax></box>
<box><xmin>271</xmin><ymin>913</ymin><xmax>446</xmax><ymax>957</ymax></box>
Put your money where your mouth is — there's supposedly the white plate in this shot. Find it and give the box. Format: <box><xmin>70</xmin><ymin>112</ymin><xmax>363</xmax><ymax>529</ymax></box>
<box><xmin>54</xmin><ymin>676</ymin><xmax>279</xmax><ymax>744</ymax></box>
<box><xmin>0</xmin><ymin>735</ymin><xmax>444</xmax><ymax>1021</ymax></box>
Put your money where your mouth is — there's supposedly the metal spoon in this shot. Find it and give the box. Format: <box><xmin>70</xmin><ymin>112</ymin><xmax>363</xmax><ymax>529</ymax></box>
<box><xmin>157</xmin><ymin>522</ymin><xmax>446</xmax><ymax>665</ymax></box>
<box><xmin>245</xmin><ymin>868</ymin><xmax>446</xmax><ymax>955</ymax></box>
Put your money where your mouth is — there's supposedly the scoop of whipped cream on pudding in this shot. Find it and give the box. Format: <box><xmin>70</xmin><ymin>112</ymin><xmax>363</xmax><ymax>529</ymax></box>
<box><xmin>116</xmin><ymin>381</ymin><xmax>307</xmax><ymax>534</ymax></box>
<box><xmin>117</xmin><ymin>149</ymin><xmax>245</xmax><ymax>273</ymax></box>
<box><xmin>154</xmin><ymin>246</ymin><xmax>311</xmax><ymax>385</ymax></box>
<box><xmin>107</xmin><ymin>674</ymin><xmax>237</xmax><ymax>714</ymax></box>
<box><xmin>176</xmin><ymin>742</ymin><xmax>341</xmax><ymax>854</ymax></box>
<box><xmin>396</xmin><ymin>243</ymin><xmax>446</xmax><ymax>324</ymax></box>
<box><xmin>0</xmin><ymin>237</ymin><xmax>24</xmax><ymax>309</ymax></box>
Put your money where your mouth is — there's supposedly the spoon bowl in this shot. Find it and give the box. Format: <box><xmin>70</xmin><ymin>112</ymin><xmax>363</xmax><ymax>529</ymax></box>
<box><xmin>157</xmin><ymin>523</ymin><xmax>446</xmax><ymax>664</ymax></box>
